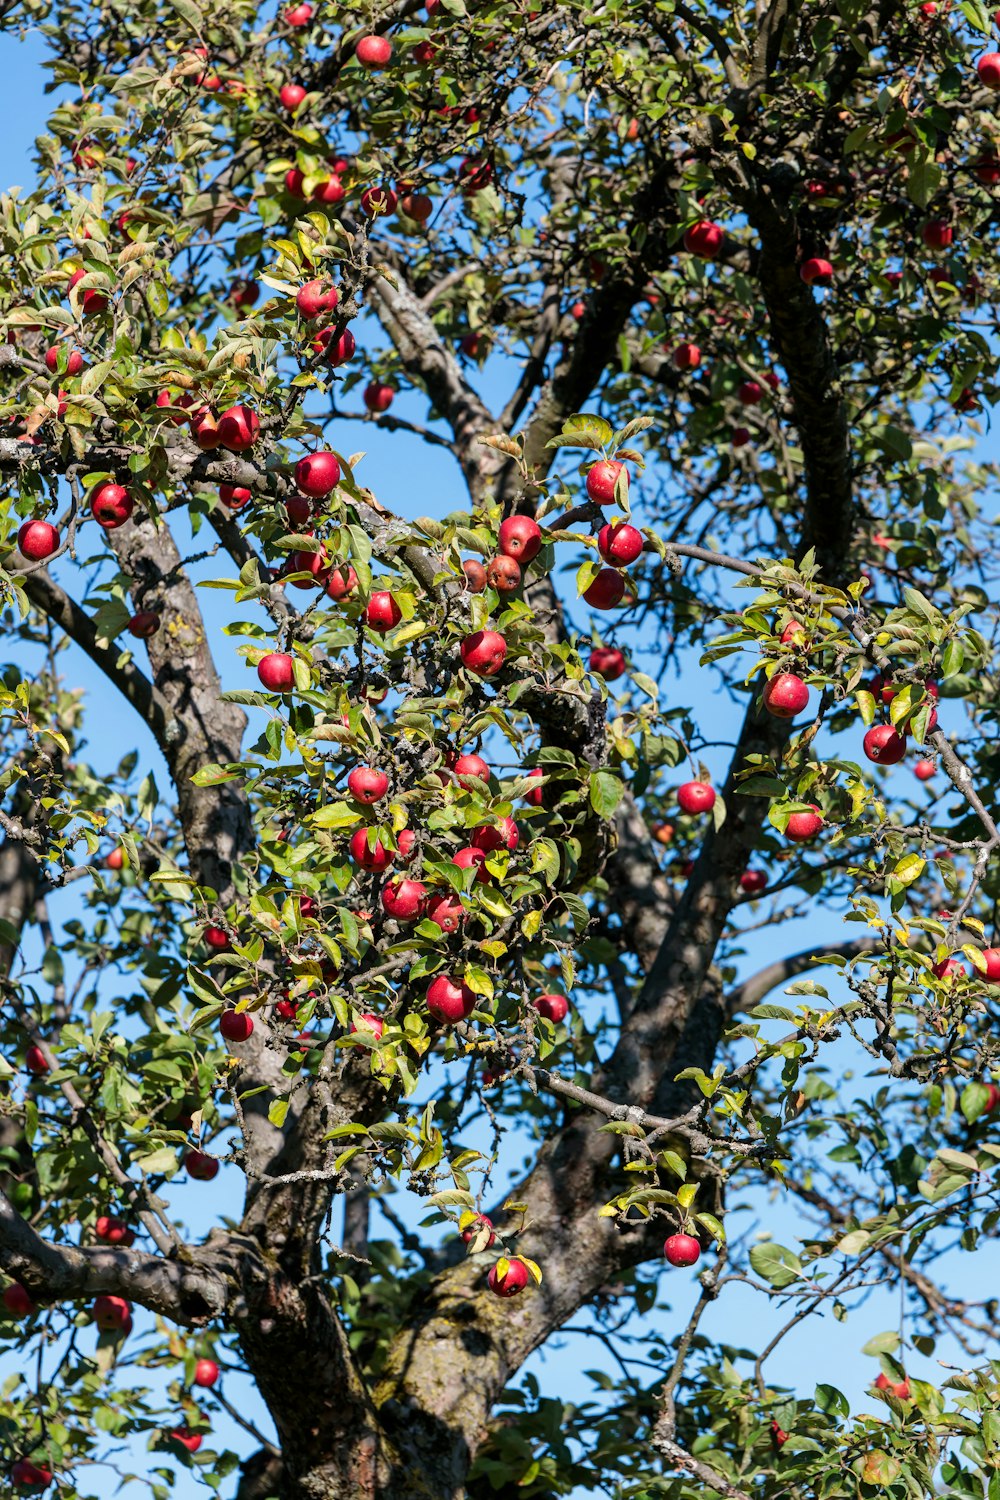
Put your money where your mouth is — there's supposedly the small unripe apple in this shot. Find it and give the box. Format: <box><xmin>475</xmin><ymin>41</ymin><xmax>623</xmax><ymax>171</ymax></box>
<box><xmin>453</xmin><ymin>846</ymin><xmax>490</xmax><ymax>883</ymax></box>
<box><xmin>534</xmin><ymin>993</ymin><xmax>569</xmax><ymax>1023</ymax></box>
<box><xmin>471</xmin><ymin>816</ymin><xmax>519</xmax><ymax>853</ymax></box>
<box><xmin>382</xmin><ymin>878</ymin><xmax>427</xmax><ymax>922</ymax></box>
<box><xmin>295</xmin><ymin>451</ymin><xmax>341</xmax><ymax>498</ymax></box>
<box><xmin>462</xmin><ymin>559</ymin><xmax>487</xmax><ymax>592</ymax></box>
<box><xmin>220</xmin><ymin>1009</ymin><xmax>254</xmax><ymax>1043</ymax></box>
<box><xmin>185</xmin><ymin>1149</ymin><xmax>219</xmax><ymax>1181</ymax></box>
<box><xmin>93</xmin><ymin>1293</ymin><xmax>131</xmax><ymax>1331</ymax></box>
<box><xmin>365</xmin><ymin>591</ymin><xmax>402</xmax><ymax>633</ymax></box>
<box><xmin>17</xmin><ymin>520</ymin><xmax>60</xmax><ymax>561</ymax></box>
<box><xmin>45</xmin><ymin>346</ymin><xmax>84</xmax><ymax>375</ymax></box>
<box><xmin>461</xmin><ymin>1213</ymin><xmax>495</xmax><ymax>1246</ymax></box>
<box><xmin>24</xmin><ymin>1045</ymin><xmax>49</xmax><ymax>1076</ymax></box>
<box><xmin>217</xmin><ymin>404</ymin><xmax>259</xmax><ymax>452</ymax></box>
<box><xmin>683</xmin><ymin>220</ymin><xmax>724</xmax><ymax>257</ymax></box>
<box><xmin>585</xmin><ymin>459</ymin><xmax>628</xmax><ymax>505</ymax></box>
<box><xmin>3</xmin><ymin>1283</ymin><xmax>36</xmax><ymax>1318</ymax></box>
<box><xmin>426</xmin><ymin>976</ymin><xmax>476</xmax><ymax>1024</ymax></box>
<box><xmin>219</xmin><ymin>484</ymin><xmax>252</xmax><ymax>511</ymax></box>
<box><xmin>356</xmin><ymin>33</ymin><xmax>392</xmax><ymax>66</ymax></box>
<box><xmin>763</xmin><ymin>672</ymin><xmax>809</xmax><ymax>718</ymax></box>
<box><xmin>663</xmin><ymin>1233</ymin><xmax>701</xmax><ymax>1267</ymax></box>
<box><xmin>678</xmin><ymin>781</ymin><xmax>715</xmax><ymax>815</ymax></box>
<box><xmin>978</xmin><ymin>51</ymin><xmax>1000</xmax><ymax>87</ymax></box>
<box><xmin>257</xmin><ymin>653</ymin><xmax>295</xmax><ymax>692</ymax></box>
<box><xmin>348</xmin><ymin>767</ymin><xmax>389</xmax><ymax>804</ymax></box>
<box><xmin>740</xmin><ymin>869</ymin><xmax>768</xmax><ymax>896</ymax></box>
<box><xmin>296</xmin><ymin>279</ymin><xmax>338</xmax><ymax>318</ymax></box>
<box><xmin>487</xmin><ymin>1258</ymin><xmax>529</xmax><ymax>1297</ymax></box>
<box><xmin>671</xmin><ymin>341</ymin><xmax>701</xmax><ymax>371</ymax></box>
<box><xmin>785</xmin><ymin>805</ymin><xmax>823</xmax><ymax>841</ymax></box>
<box><xmin>487</xmin><ymin>554</ymin><xmax>521</xmax><ymax>593</ymax></box>
<box><xmin>498</xmin><ymin>515</ymin><xmax>542</xmax><ymax>563</ymax></box>
<box><xmin>91</xmin><ymin>482</ymin><xmax>134</xmax><ymax>530</ymax></box>
<box><xmin>426</xmin><ymin>893</ymin><xmax>466</xmax><ymax>933</ymax></box>
<box><xmin>461</xmin><ymin>629</ymin><xmax>507</xmax><ymax>676</ymax></box>
<box><xmin>364</xmin><ymin>381</ymin><xmax>394</xmax><ymax>412</ymax></box>
<box><xmin>590</xmin><ymin>646</ymin><xmax>626</xmax><ymax>680</ymax></box>
<box><xmin>349</xmin><ymin>828</ymin><xmax>393</xmax><ymax>871</ymax></box>
<box><xmin>863</xmin><ymin>724</ymin><xmax>906</xmax><ymax>764</ymax></box>
<box><xmin>800</xmin><ymin>257</ymin><xmax>834</xmax><ymax>286</ymax></box>
<box><xmin>583</xmin><ymin>569</ymin><xmax>626</xmax><ymax>609</ymax></box>
<box><xmin>127</xmin><ymin>610</ymin><xmax>160</xmax><ymax>639</ymax></box>
<box><xmin>193</xmin><ymin>1358</ymin><xmax>219</xmax><ymax>1387</ymax></box>
<box><xmin>598</xmin><ymin>521</ymin><xmax>643</xmax><ymax>566</ymax></box>
<box><xmin>280</xmin><ymin>83</ymin><xmax>307</xmax><ymax>110</ymax></box>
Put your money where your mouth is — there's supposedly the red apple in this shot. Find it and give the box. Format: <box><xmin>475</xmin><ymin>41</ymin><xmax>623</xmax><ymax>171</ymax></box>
<box><xmin>193</xmin><ymin>1358</ymin><xmax>219</xmax><ymax>1387</ymax></box>
<box><xmin>486</xmin><ymin>555</ymin><xmax>521</xmax><ymax>593</ymax></box>
<box><xmin>3</xmin><ymin>1283</ymin><xmax>36</xmax><ymax>1317</ymax></box>
<box><xmin>220</xmin><ymin>1009</ymin><xmax>253</xmax><ymax>1043</ymax></box>
<box><xmin>326</xmin><ymin>565</ymin><xmax>358</xmax><ymax>600</ymax></box>
<box><xmin>487</xmin><ymin>1258</ymin><xmax>529</xmax><ymax>1297</ymax></box>
<box><xmin>93</xmin><ymin>1293</ymin><xmax>131</xmax><ymax>1331</ymax></box>
<box><xmin>189</xmin><ymin>407</ymin><xmax>220</xmax><ymax>449</ymax></box>
<box><xmin>426</xmin><ymin>893</ymin><xmax>466</xmax><ymax>933</ymax></box>
<box><xmin>671</xmin><ymin>341</ymin><xmax>701</xmax><ymax>371</ymax></box>
<box><xmin>974</xmin><ymin>154</ymin><xmax>1000</xmax><ymax>184</ymax></box>
<box><xmin>349</xmin><ymin>829</ymin><xmax>394</xmax><ymax>871</ymax></box>
<box><xmin>922</xmin><ymin>219</ymin><xmax>953</xmax><ymax>250</ymax></box>
<box><xmin>24</xmin><ymin>1045</ymin><xmax>49</xmax><ymax>1076</ymax></box>
<box><xmin>981</xmin><ymin>947</ymin><xmax>1000</xmax><ymax>980</ymax></box>
<box><xmin>105</xmin><ymin>846</ymin><xmax>125</xmax><ymax>869</ymax></box>
<box><xmin>68</xmin><ymin>268</ymin><xmax>108</xmax><ymax>314</ymax></box>
<box><xmin>652</xmin><ymin>822</ymin><xmax>674</xmax><ymax>846</ymax></box>
<box><xmin>683</xmin><ymin>220</ymin><xmax>724</xmax><ymax>257</ymax></box>
<box><xmin>295</xmin><ymin>451</ymin><xmax>341</xmax><ymax>498</ymax></box>
<box><xmin>348</xmin><ymin>767</ymin><xmax>389</xmax><ymax>803</ymax></box>
<box><xmin>462</xmin><ymin>559</ymin><xmax>487</xmax><ymax>592</ymax></box>
<box><xmin>471</xmin><ymin>816</ymin><xmax>519</xmax><ymax>853</ymax></box>
<box><xmin>356</xmin><ymin>33</ymin><xmax>392</xmax><ymax>66</ymax></box>
<box><xmin>863</xmin><ymin>724</ymin><xmax>906</xmax><ymax>765</ymax></box>
<box><xmin>365</xmin><ymin>591</ymin><xmax>402</xmax><ymax>633</ymax></box>
<box><xmin>663</xmin><ymin>1232</ymin><xmax>701</xmax><ymax>1267</ymax></box>
<box><xmin>185</xmin><ymin>1149</ymin><xmax>219</xmax><ymax>1181</ymax></box>
<box><xmin>312</xmin><ymin>326</ymin><xmax>356</xmax><ymax>364</ymax></box>
<box><xmin>219</xmin><ymin>484</ymin><xmax>252</xmax><ymax>511</ymax></box>
<box><xmin>460</xmin><ymin>629</ymin><xmax>507</xmax><ymax>676</ymax></box>
<box><xmin>800</xmin><ymin>257</ymin><xmax>834</xmax><ymax>286</ymax></box>
<box><xmin>534</xmin><ymin>993</ymin><xmax>569</xmax><ymax>1023</ymax></box>
<box><xmin>11</xmin><ymin>1459</ymin><xmax>53</xmax><ymax>1489</ymax></box>
<box><xmin>452</xmin><ymin>847</ymin><xmax>488</xmax><ymax>884</ymax></box>
<box><xmin>203</xmin><ymin>925</ymin><xmax>229</xmax><ymax>950</ymax></box>
<box><xmin>257</xmin><ymin>653</ymin><xmax>295</xmax><ymax>692</ymax></box>
<box><xmin>350</xmin><ymin>1012</ymin><xmax>384</xmax><ymax>1040</ymax></box>
<box><xmin>597</xmin><ymin>521</ymin><xmax>643</xmax><ymax>566</ymax></box>
<box><xmin>17</xmin><ymin>520</ymin><xmax>60</xmax><ymax>561</ymax></box>
<box><xmin>732</xmin><ymin>426</ymin><xmax>751</xmax><ymax>447</ymax></box>
<box><xmin>678</xmin><ymin>781</ymin><xmax>715</xmax><ymax>814</ymax></box>
<box><xmin>216</xmin><ymin>404</ymin><xmax>259</xmax><ymax>452</ymax></box>
<box><xmin>785</xmin><ymin>805</ymin><xmax>823</xmax><ymax>841</ymax></box>
<box><xmin>585</xmin><ymin>459</ymin><xmax>628</xmax><ymax>505</ymax></box>
<box><xmin>498</xmin><ymin>515</ymin><xmax>543</xmax><ymax>563</ymax></box>
<box><xmin>288</xmin><ymin>547</ymin><xmax>331</xmax><ymax>589</ymax></box>
<box><xmin>763</xmin><ymin>672</ymin><xmax>809</xmax><ymax>718</ymax></box>
<box><xmin>280</xmin><ymin>83</ymin><xmax>307</xmax><ymax>110</ymax></box>
<box><xmin>228</xmin><ymin>279</ymin><xmax>259</xmax><ymax>309</ymax></box>
<box><xmin>381</xmin><ymin>878</ymin><xmax>427</xmax><ymax>922</ymax></box>
<box><xmin>583</xmin><ymin>569</ymin><xmax>626</xmax><ymax>609</ymax></box>
<box><xmin>740</xmin><ymin>869</ymin><xmax>768</xmax><ymax>896</ymax></box>
<box><xmin>978</xmin><ymin>52</ymin><xmax>1000</xmax><ymax>87</ymax></box>
<box><xmin>426</xmin><ymin>975</ymin><xmax>476</xmax><ymax>1023</ymax></box>
<box><xmin>590</xmin><ymin>646</ymin><xmax>626</xmax><ymax>680</ymax></box>
<box><xmin>284</xmin><ymin>0</ymin><xmax>312</xmax><ymax>21</ymax></box>
<box><xmin>91</xmin><ymin>482</ymin><xmax>134</xmax><ymax>530</ymax></box>
<box><xmin>461</xmin><ymin>1213</ymin><xmax>495</xmax><ymax>1246</ymax></box>
<box><xmin>738</xmin><ymin>379</ymin><xmax>764</xmax><ymax>405</ymax></box>
<box><xmin>296</xmin><ymin>279</ymin><xmax>338</xmax><ymax>318</ymax></box>
<box><xmin>450</xmin><ymin>752</ymin><xmax>490</xmax><ymax>784</ymax></box>
<box><xmin>45</xmin><ymin>346</ymin><xmax>84</xmax><ymax>375</ymax></box>
<box><xmin>285</xmin><ymin>167</ymin><xmax>307</xmax><ymax>197</ymax></box>
<box><xmin>364</xmin><ymin>381</ymin><xmax>394</xmax><ymax>412</ymax></box>
<box><xmin>914</xmin><ymin>758</ymin><xmax>935</xmax><ymax>781</ymax></box>
<box><xmin>170</xmin><ymin>1429</ymin><xmax>203</xmax><ymax>1454</ymax></box>
<box><xmin>95</xmin><ymin>1214</ymin><xmax>135</xmax><ymax>1246</ymax></box>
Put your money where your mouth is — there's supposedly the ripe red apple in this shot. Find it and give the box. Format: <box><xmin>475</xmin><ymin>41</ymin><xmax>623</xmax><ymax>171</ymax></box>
<box><xmin>570</xmin><ymin>300</ymin><xmax>586</xmax><ymax>320</ymax></box>
<box><xmin>458</xmin><ymin>158</ymin><xmax>494</xmax><ymax>194</ymax></box>
<box><xmin>284</xmin><ymin>0</ymin><xmax>312</xmax><ymax>21</ymax></box>
<box><xmin>326</xmin><ymin>565</ymin><xmax>358</xmax><ymax>600</ymax></box>
<box><xmin>874</xmin><ymin>1372</ymin><xmax>911</xmax><ymax>1399</ymax></box>
<box><xmin>450</xmin><ymin>752</ymin><xmax>491</xmax><ymax>784</ymax></box>
<box><xmin>24</xmin><ymin>1045</ymin><xmax>49</xmax><ymax>1076</ymax></box>
<box><xmin>780</xmin><ymin>619</ymin><xmax>809</xmax><ymax>649</ymax></box>
<box><xmin>93</xmin><ymin>1294</ymin><xmax>131</xmax><ymax>1331</ymax></box>
<box><xmin>216</xmin><ymin>404</ymin><xmax>259</xmax><ymax>452</ymax></box>
<box><xmin>498</xmin><ymin>515</ymin><xmax>543</xmax><ymax>563</ymax></box>
<box><xmin>426</xmin><ymin>975</ymin><xmax>476</xmax><ymax>1024</ymax></box>
<box><xmin>453</xmin><ymin>846</ymin><xmax>490</xmax><ymax>883</ymax></box>
<box><xmin>125</xmin><ymin>609</ymin><xmax>160</xmax><ymax>641</ymax></box>
<box><xmin>763</xmin><ymin>672</ymin><xmax>809</xmax><ymax>718</ymax></box>
<box><xmin>280</xmin><ymin>82</ymin><xmax>306</xmax><ymax>110</ymax></box>
<box><xmin>312</xmin><ymin>326</ymin><xmax>356</xmax><ymax>364</ymax></box>
<box><xmin>105</xmin><ymin>846</ymin><xmax>125</xmax><ymax>870</ymax></box>
<box><xmin>732</xmin><ymin>426</ymin><xmax>751</xmax><ymax>447</ymax></box>
<box><xmin>583</xmin><ymin>569</ymin><xmax>626</xmax><ymax>609</ymax></box>
<box><xmin>364</xmin><ymin>381</ymin><xmax>394</xmax><ymax>412</ymax></box>
<box><xmin>365</xmin><ymin>591</ymin><xmax>402</xmax><ymax>633</ymax></box>
<box><xmin>11</xmin><ymin>1459</ymin><xmax>53</xmax><ymax>1488</ymax></box>
<box><xmin>921</xmin><ymin>219</ymin><xmax>953</xmax><ymax>251</ymax></box>
<box><xmin>91</xmin><ymin>482</ymin><xmax>134</xmax><ymax>530</ymax></box>
<box><xmin>189</xmin><ymin>407</ymin><xmax>220</xmax><ymax>449</ymax></box>
<box><xmin>683</xmin><ymin>220</ymin><xmax>724</xmax><ymax>257</ymax></box>
<box><xmin>220</xmin><ymin>1009</ymin><xmax>254</xmax><ymax>1043</ymax></box>
<box><xmin>585</xmin><ymin>459</ymin><xmax>628</xmax><ymax>505</ymax></box>
<box><xmin>381</xmin><ymin>878</ymin><xmax>427</xmax><ymax>922</ymax></box>
<box><xmin>349</xmin><ymin>829</ymin><xmax>393</xmax><ymax>871</ymax></box>
<box><xmin>471</xmin><ymin>816</ymin><xmax>519</xmax><ymax>853</ymax></box>
<box><xmin>3</xmin><ymin>1283</ymin><xmax>36</xmax><ymax>1318</ymax></box>
<box><xmin>193</xmin><ymin>1358</ymin><xmax>219</xmax><ymax>1387</ymax></box>
<box><xmin>257</xmin><ymin>653</ymin><xmax>295</xmax><ymax>692</ymax></box>
<box><xmin>590</xmin><ymin>646</ymin><xmax>626</xmax><ymax>680</ymax></box>
<box><xmin>295</xmin><ymin>451</ymin><xmax>341</xmax><ymax>498</ymax></box>
<box><xmin>932</xmin><ymin>957</ymin><xmax>964</xmax><ymax>980</ymax></box>
<box><xmin>914</xmin><ymin>758</ymin><xmax>935</xmax><ymax>781</ymax></box>
<box><xmin>974</xmin><ymin>154</ymin><xmax>1000</xmax><ymax>184</ymax></box>
<box><xmin>785</xmin><ymin>805</ymin><xmax>823</xmax><ymax>841</ymax></box>
<box><xmin>228</xmin><ymin>279</ymin><xmax>259</xmax><ymax>309</ymax></box>
<box><xmin>350</xmin><ymin>1012</ymin><xmax>384</xmax><ymax>1040</ymax></box>
<box><xmin>170</xmin><ymin>1429</ymin><xmax>203</xmax><ymax>1454</ymax></box>
<box><xmin>426</xmin><ymin>893</ymin><xmax>466</xmax><ymax>933</ymax></box>
<box><xmin>800</xmin><ymin>257</ymin><xmax>834</xmax><ymax>286</ymax></box>
<box><xmin>203</xmin><ymin>925</ymin><xmax>229</xmax><ymax>950</ymax></box>
<box><xmin>17</xmin><ymin>520</ymin><xmax>60</xmax><ymax>561</ymax></box>
<box><xmin>360</xmin><ymin>185</ymin><xmax>398</xmax><ymax>217</ymax></box>
<box><xmin>738</xmin><ymin>379</ymin><xmax>764</xmax><ymax>405</ymax></box>
<box><xmin>523</xmin><ymin>768</ymin><xmax>544</xmax><ymax>806</ymax></box>
<box><xmin>356</xmin><ymin>33</ymin><xmax>392</xmax><ymax>66</ymax></box>
<box><xmin>486</xmin><ymin>555</ymin><xmax>521</xmax><ymax>593</ymax></box>
<box><xmin>285</xmin><ymin>167</ymin><xmax>306</xmax><ymax>197</ymax></box>
<box><xmin>740</xmin><ymin>870</ymin><xmax>768</xmax><ymax>895</ymax></box>
<box><xmin>677</xmin><ymin>781</ymin><xmax>715</xmax><ymax>815</ymax></box>
<box><xmin>296</xmin><ymin>279</ymin><xmax>338</xmax><ymax>318</ymax></box>
<box><xmin>461</xmin><ymin>1213</ymin><xmax>495</xmax><ymax>1246</ymax></box>
<box><xmin>985</xmin><ymin>1082</ymin><xmax>1000</xmax><ymax>1111</ymax></box>
<box><xmin>95</xmin><ymin>1214</ymin><xmax>135</xmax><ymax>1246</ymax></box>
<box><xmin>219</xmin><ymin>484</ymin><xmax>252</xmax><ymax>511</ymax></box>
<box><xmin>652</xmin><ymin>822</ymin><xmax>674</xmax><ymax>846</ymax></box>
<box><xmin>597</xmin><ymin>521</ymin><xmax>643</xmax><ymax>566</ymax></box>
<box><xmin>68</xmin><ymin>268</ymin><xmax>108</xmax><ymax>314</ymax></box>
<box><xmin>487</xmin><ymin>1258</ymin><xmax>529</xmax><ymax>1297</ymax></box>
<box><xmin>863</xmin><ymin>724</ymin><xmax>906</xmax><ymax>765</ymax></box>
<box><xmin>671</xmin><ymin>341</ymin><xmax>701</xmax><ymax>371</ymax></box>
<box><xmin>978</xmin><ymin>52</ymin><xmax>1000</xmax><ymax>87</ymax></box>
<box><xmin>981</xmin><ymin>947</ymin><xmax>1000</xmax><ymax>981</ymax></box>
<box><xmin>288</xmin><ymin>547</ymin><xmax>331</xmax><ymax>588</ymax></box>
<box><xmin>45</xmin><ymin>346</ymin><xmax>84</xmax><ymax>375</ymax></box>
<box><xmin>461</xmin><ymin>629</ymin><xmax>507</xmax><ymax>676</ymax></box>
<box><xmin>663</xmin><ymin>1232</ymin><xmax>701</xmax><ymax>1267</ymax></box>
<box><xmin>534</xmin><ymin>993</ymin><xmax>569</xmax><ymax>1023</ymax></box>
<box><xmin>462</xmin><ymin>559</ymin><xmax>487</xmax><ymax>592</ymax></box>
<box><xmin>185</xmin><ymin>1149</ymin><xmax>219</xmax><ymax>1181</ymax></box>
<box><xmin>348</xmin><ymin>767</ymin><xmax>389</xmax><ymax>803</ymax></box>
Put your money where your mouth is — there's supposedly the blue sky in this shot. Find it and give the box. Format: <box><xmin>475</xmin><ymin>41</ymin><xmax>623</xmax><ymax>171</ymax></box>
<box><xmin>2</xmin><ymin>19</ymin><xmax>999</xmax><ymax>1498</ymax></box>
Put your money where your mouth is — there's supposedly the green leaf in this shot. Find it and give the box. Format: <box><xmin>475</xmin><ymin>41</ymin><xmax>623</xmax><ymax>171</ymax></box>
<box><xmin>748</xmin><ymin>1241</ymin><xmax>802</xmax><ymax>1288</ymax></box>
<box><xmin>589</xmin><ymin>770</ymin><xmax>624</xmax><ymax>818</ymax></box>
<box><xmin>861</xmin><ymin>1330</ymin><xmax>900</xmax><ymax>1356</ymax></box>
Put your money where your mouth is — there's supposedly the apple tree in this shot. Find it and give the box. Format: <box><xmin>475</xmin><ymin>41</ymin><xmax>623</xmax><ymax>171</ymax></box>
<box><xmin>2</xmin><ymin>0</ymin><xmax>1000</xmax><ymax>1495</ymax></box>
